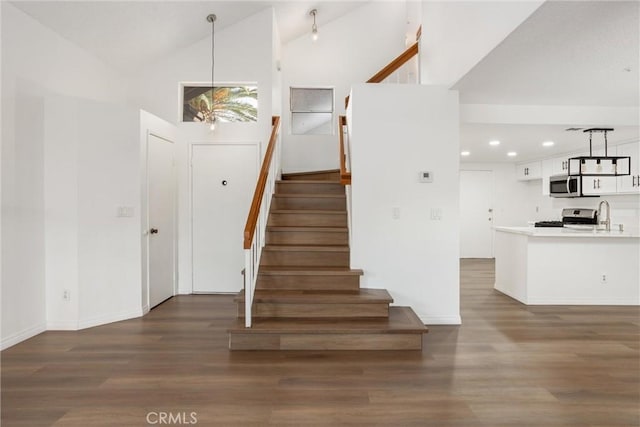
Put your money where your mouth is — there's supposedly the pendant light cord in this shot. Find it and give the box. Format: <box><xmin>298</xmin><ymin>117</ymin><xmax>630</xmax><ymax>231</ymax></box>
<box><xmin>211</xmin><ymin>19</ymin><xmax>216</xmax><ymax>107</ymax></box>
<box><xmin>207</xmin><ymin>14</ymin><xmax>217</xmax><ymax>124</ymax></box>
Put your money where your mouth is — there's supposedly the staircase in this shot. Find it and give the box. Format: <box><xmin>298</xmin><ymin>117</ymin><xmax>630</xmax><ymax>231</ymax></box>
<box><xmin>229</xmin><ymin>171</ymin><xmax>428</xmax><ymax>350</ymax></box>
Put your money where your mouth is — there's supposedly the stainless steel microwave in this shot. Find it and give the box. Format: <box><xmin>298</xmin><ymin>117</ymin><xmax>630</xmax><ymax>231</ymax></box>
<box><xmin>549</xmin><ymin>174</ymin><xmax>582</xmax><ymax>198</ymax></box>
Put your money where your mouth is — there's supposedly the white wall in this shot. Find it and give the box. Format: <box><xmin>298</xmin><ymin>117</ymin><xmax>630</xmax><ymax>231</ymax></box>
<box><xmin>350</xmin><ymin>84</ymin><xmax>460</xmax><ymax>325</ymax></box>
<box><xmin>43</xmin><ymin>96</ymin><xmax>146</xmax><ymax>330</ymax></box>
<box><xmin>128</xmin><ymin>8</ymin><xmax>278</xmax><ymax>295</ymax></box>
<box><xmin>44</xmin><ymin>96</ymin><xmax>80</xmax><ymax>329</ymax></box>
<box><xmin>420</xmin><ymin>1</ymin><xmax>543</xmax><ymax>86</ymax></box>
<box><xmin>127</xmin><ymin>7</ymin><xmax>275</xmax><ymax>138</ymax></box>
<box><xmin>1</xmin><ymin>3</ymin><xmax>126</xmax><ymax>349</ymax></box>
<box><xmin>280</xmin><ymin>2</ymin><xmax>407</xmax><ymax>173</ymax></box>
<box><xmin>76</xmin><ymin>102</ymin><xmax>143</xmax><ymax>328</ymax></box>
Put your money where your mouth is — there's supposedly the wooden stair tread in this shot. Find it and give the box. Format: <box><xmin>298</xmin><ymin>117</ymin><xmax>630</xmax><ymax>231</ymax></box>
<box><xmin>282</xmin><ymin>169</ymin><xmax>340</xmax><ymax>178</ymax></box>
<box><xmin>273</xmin><ymin>193</ymin><xmax>346</xmax><ymax>199</ymax></box>
<box><xmin>276</xmin><ymin>180</ymin><xmax>344</xmax><ymax>185</ymax></box>
<box><xmin>266</xmin><ymin>226</ymin><xmax>347</xmax><ymax>232</ymax></box>
<box><xmin>229</xmin><ymin>307</ymin><xmax>427</xmax><ymax>334</ymax></box>
<box><xmin>236</xmin><ymin>288</ymin><xmax>392</xmax><ymax>304</ymax></box>
<box><xmin>258</xmin><ymin>267</ymin><xmax>363</xmax><ymax>275</ymax></box>
<box><xmin>270</xmin><ymin>209</ymin><xmax>345</xmax><ymax>215</ymax></box>
<box><xmin>263</xmin><ymin>245</ymin><xmax>349</xmax><ymax>252</ymax></box>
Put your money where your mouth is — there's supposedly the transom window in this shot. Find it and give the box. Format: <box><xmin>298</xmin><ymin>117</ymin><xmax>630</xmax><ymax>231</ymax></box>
<box><xmin>182</xmin><ymin>85</ymin><xmax>258</xmax><ymax>123</ymax></box>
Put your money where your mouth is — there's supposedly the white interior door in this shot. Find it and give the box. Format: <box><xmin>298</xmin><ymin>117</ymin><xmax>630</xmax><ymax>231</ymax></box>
<box><xmin>148</xmin><ymin>134</ymin><xmax>176</xmax><ymax>308</ymax></box>
<box><xmin>460</xmin><ymin>170</ymin><xmax>494</xmax><ymax>258</ymax></box>
<box><xmin>192</xmin><ymin>144</ymin><xmax>257</xmax><ymax>293</ymax></box>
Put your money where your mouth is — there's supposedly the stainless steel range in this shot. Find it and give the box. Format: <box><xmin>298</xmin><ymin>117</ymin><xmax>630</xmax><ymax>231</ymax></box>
<box><xmin>534</xmin><ymin>208</ymin><xmax>598</xmax><ymax>228</ymax></box>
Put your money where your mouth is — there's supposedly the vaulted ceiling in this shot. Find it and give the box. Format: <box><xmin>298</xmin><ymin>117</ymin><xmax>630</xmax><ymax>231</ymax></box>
<box><xmin>10</xmin><ymin>1</ymin><xmax>367</xmax><ymax>72</ymax></box>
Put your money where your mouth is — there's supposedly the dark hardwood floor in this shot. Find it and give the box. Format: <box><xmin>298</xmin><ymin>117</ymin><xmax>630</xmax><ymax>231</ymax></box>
<box><xmin>2</xmin><ymin>259</ymin><xmax>639</xmax><ymax>426</ymax></box>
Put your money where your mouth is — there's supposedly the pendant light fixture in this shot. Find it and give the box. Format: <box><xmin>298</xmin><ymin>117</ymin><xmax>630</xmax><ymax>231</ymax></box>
<box><xmin>207</xmin><ymin>13</ymin><xmax>217</xmax><ymax>131</ymax></box>
<box><xmin>566</xmin><ymin>128</ymin><xmax>631</xmax><ymax>176</ymax></box>
<box><xmin>309</xmin><ymin>9</ymin><xmax>318</xmax><ymax>41</ymax></box>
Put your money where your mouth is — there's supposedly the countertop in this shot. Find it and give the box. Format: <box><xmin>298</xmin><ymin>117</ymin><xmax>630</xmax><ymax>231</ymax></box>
<box><xmin>494</xmin><ymin>226</ymin><xmax>640</xmax><ymax>238</ymax></box>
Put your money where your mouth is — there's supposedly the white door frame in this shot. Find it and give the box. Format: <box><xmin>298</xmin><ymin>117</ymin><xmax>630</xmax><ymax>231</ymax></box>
<box><xmin>189</xmin><ymin>142</ymin><xmax>260</xmax><ymax>294</ymax></box>
<box><xmin>144</xmin><ymin>130</ymin><xmax>178</xmax><ymax>312</ymax></box>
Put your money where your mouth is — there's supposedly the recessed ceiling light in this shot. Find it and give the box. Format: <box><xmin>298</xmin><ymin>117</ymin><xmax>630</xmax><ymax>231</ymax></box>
<box><xmin>542</xmin><ymin>141</ymin><xmax>555</xmax><ymax>147</ymax></box>
<box><xmin>461</xmin><ymin>151</ymin><xmax>470</xmax><ymax>156</ymax></box>
<box><xmin>507</xmin><ymin>151</ymin><xmax>517</xmax><ymax>157</ymax></box>
<box><xmin>489</xmin><ymin>140</ymin><xmax>500</xmax><ymax>146</ymax></box>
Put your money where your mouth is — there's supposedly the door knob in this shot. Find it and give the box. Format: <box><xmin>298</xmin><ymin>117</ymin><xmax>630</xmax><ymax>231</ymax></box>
<box><xmin>221</xmin><ymin>180</ymin><xmax>228</xmax><ymax>186</ymax></box>
<box><xmin>150</xmin><ymin>228</ymin><xmax>159</xmax><ymax>234</ymax></box>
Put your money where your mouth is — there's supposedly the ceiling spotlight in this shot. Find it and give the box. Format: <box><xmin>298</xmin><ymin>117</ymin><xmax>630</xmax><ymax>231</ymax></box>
<box><xmin>461</xmin><ymin>151</ymin><xmax>470</xmax><ymax>156</ymax></box>
<box><xmin>489</xmin><ymin>140</ymin><xmax>500</xmax><ymax>146</ymax></box>
<box><xmin>542</xmin><ymin>141</ymin><xmax>555</xmax><ymax>147</ymax></box>
<box><xmin>507</xmin><ymin>151</ymin><xmax>517</xmax><ymax>157</ymax></box>
<box><xmin>309</xmin><ymin>9</ymin><xmax>318</xmax><ymax>41</ymax></box>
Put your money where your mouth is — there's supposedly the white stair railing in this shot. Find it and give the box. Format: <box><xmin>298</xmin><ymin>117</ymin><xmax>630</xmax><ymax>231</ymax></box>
<box><xmin>243</xmin><ymin>116</ymin><xmax>281</xmax><ymax>328</ymax></box>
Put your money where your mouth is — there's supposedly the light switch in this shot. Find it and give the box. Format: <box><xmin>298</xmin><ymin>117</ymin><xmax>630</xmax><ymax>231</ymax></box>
<box><xmin>430</xmin><ymin>208</ymin><xmax>442</xmax><ymax>220</ymax></box>
<box><xmin>392</xmin><ymin>207</ymin><xmax>400</xmax><ymax>220</ymax></box>
<box><xmin>117</xmin><ymin>206</ymin><xmax>134</xmax><ymax>217</ymax></box>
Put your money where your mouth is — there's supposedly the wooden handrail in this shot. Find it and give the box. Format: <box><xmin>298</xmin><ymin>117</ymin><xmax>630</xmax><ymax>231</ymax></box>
<box><xmin>366</xmin><ymin>41</ymin><xmax>419</xmax><ymax>83</ymax></box>
<box><xmin>344</xmin><ymin>41</ymin><xmax>420</xmax><ymax>108</ymax></box>
<box><xmin>338</xmin><ymin>115</ymin><xmax>351</xmax><ymax>185</ymax></box>
<box><xmin>243</xmin><ymin>116</ymin><xmax>280</xmax><ymax>249</ymax></box>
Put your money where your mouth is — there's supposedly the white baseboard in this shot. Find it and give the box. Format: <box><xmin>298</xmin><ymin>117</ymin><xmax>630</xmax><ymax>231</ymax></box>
<box><xmin>1</xmin><ymin>323</ymin><xmax>46</xmax><ymax>350</ymax></box>
<box><xmin>494</xmin><ymin>286</ymin><xmax>527</xmax><ymax>304</ymax></box>
<box><xmin>526</xmin><ymin>297</ymin><xmax>639</xmax><ymax>305</ymax></box>
<box><xmin>142</xmin><ymin>304</ymin><xmax>150</xmax><ymax>315</ymax></box>
<box><xmin>417</xmin><ymin>314</ymin><xmax>462</xmax><ymax>325</ymax></box>
<box><xmin>78</xmin><ymin>308</ymin><xmax>143</xmax><ymax>330</ymax></box>
<box><xmin>47</xmin><ymin>320</ymin><xmax>80</xmax><ymax>330</ymax></box>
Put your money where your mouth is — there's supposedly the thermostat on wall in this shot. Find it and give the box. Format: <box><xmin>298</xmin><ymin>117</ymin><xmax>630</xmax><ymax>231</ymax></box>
<box><xmin>419</xmin><ymin>171</ymin><xmax>433</xmax><ymax>183</ymax></box>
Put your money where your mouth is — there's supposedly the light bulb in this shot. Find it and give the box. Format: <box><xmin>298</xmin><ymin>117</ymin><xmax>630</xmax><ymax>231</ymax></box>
<box><xmin>210</xmin><ymin>122</ymin><xmax>216</xmax><ymax>131</ymax></box>
<box><xmin>312</xmin><ymin>26</ymin><xmax>318</xmax><ymax>41</ymax></box>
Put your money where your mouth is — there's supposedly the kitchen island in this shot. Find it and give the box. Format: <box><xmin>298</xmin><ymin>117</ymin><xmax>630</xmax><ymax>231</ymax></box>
<box><xmin>494</xmin><ymin>226</ymin><xmax>639</xmax><ymax>305</ymax></box>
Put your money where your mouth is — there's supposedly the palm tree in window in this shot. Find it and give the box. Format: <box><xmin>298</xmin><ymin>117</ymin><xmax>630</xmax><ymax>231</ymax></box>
<box><xmin>183</xmin><ymin>86</ymin><xmax>257</xmax><ymax>123</ymax></box>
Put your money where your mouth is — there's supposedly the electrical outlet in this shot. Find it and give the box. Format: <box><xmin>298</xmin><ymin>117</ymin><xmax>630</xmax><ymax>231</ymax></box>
<box><xmin>63</xmin><ymin>289</ymin><xmax>70</xmax><ymax>301</ymax></box>
<box><xmin>600</xmin><ymin>274</ymin><xmax>607</xmax><ymax>284</ymax></box>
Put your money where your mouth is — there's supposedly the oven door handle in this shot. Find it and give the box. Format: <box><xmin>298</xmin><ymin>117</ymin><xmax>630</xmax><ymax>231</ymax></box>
<box><xmin>566</xmin><ymin>176</ymin><xmax>571</xmax><ymax>194</ymax></box>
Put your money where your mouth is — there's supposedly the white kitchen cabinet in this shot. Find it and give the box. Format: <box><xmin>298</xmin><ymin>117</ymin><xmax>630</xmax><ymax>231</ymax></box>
<box><xmin>581</xmin><ymin>176</ymin><xmax>617</xmax><ymax>195</ymax></box>
<box><xmin>551</xmin><ymin>156</ymin><xmax>570</xmax><ymax>175</ymax></box>
<box><xmin>616</xmin><ymin>141</ymin><xmax>640</xmax><ymax>194</ymax></box>
<box><xmin>516</xmin><ymin>161</ymin><xmax>541</xmax><ymax>181</ymax></box>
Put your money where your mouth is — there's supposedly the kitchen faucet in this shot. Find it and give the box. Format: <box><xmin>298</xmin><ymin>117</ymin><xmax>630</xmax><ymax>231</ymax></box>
<box><xmin>597</xmin><ymin>200</ymin><xmax>611</xmax><ymax>231</ymax></box>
